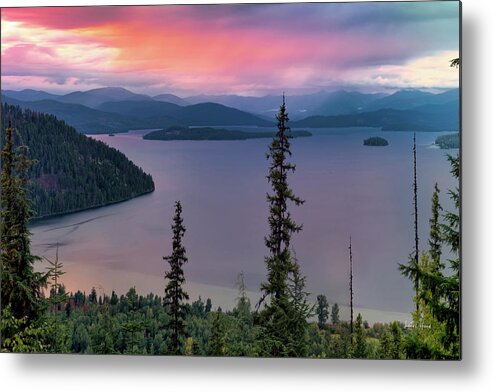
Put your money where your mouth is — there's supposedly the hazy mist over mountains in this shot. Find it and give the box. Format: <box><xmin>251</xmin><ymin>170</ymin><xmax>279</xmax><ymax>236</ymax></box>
<box><xmin>1</xmin><ymin>86</ymin><xmax>459</xmax><ymax>134</ymax></box>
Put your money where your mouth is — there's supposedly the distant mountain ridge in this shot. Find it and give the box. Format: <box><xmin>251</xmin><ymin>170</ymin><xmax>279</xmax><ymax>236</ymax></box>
<box><xmin>59</xmin><ymin>87</ymin><xmax>154</xmax><ymax>108</ymax></box>
<box><xmin>1</xmin><ymin>95</ymin><xmax>272</xmax><ymax>133</ymax></box>
<box><xmin>1</xmin><ymin>86</ymin><xmax>459</xmax><ymax>134</ymax></box>
<box><xmin>292</xmin><ymin>100</ymin><xmax>459</xmax><ymax>132</ymax></box>
<box><xmin>1</xmin><ymin>96</ymin><xmax>143</xmax><ymax>134</ymax></box>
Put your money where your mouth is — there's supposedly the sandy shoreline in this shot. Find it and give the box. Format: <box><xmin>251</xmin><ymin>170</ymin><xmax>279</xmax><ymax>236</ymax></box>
<box><xmin>37</xmin><ymin>260</ymin><xmax>411</xmax><ymax>325</ymax></box>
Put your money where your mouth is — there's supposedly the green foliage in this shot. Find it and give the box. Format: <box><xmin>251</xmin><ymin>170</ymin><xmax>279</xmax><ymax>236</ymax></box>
<box><xmin>38</xmin><ymin>289</ymin><xmax>173</xmax><ymax>354</ymax></box>
<box><xmin>399</xmin><ymin>154</ymin><xmax>460</xmax><ymax>359</ymax></box>
<box><xmin>163</xmin><ymin>201</ymin><xmax>189</xmax><ymax>354</ymax></box>
<box><xmin>285</xmin><ymin>261</ymin><xmax>314</xmax><ymax>356</ymax></box>
<box><xmin>0</xmin><ymin>305</ymin><xmax>52</xmax><ymax>353</ymax></box>
<box><xmin>43</xmin><ymin>244</ymin><xmax>70</xmax><ymax>352</ymax></box>
<box><xmin>378</xmin><ymin>322</ymin><xmax>404</xmax><ymax>359</ymax></box>
<box><xmin>306</xmin><ymin>323</ymin><xmax>331</xmax><ymax>358</ymax></box>
<box><xmin>450</xmin><ymin>58</ymin><xmax>460</xmax><ymax>68</ymax></box>
<box><xmin>429</xmin><ymin>184</ymin><xmax>443</xmax><ymax>272</ymax></box>
<box><xmin>351</xmin><ymin>313</ymin><xmax>367</xmax><ymax>358</ymax></box>
<box><xmin>207</xmin><ymin>313</ymin><xmax>227</xmax><ymax>356</ymax></box>
<box><xmin>1</xmin><ymin>122</ymin><xmax>48</xmax><ymax>350</ymax></box>
<box><xmin>328</xmin><ymin>322</ymin><xmax>352</xmax><ymax>359</ymax></box>
<box><xmin>1</xmin><ymin>103</ymin><xmax>154</xmax><ymax>218</ymax></box>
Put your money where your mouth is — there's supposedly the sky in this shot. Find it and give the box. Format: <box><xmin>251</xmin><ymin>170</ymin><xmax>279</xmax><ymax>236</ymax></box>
<box><xmin>1</xmin><ymin>2</ymin><xmax>460</xmax><ymax>96</ymax></box>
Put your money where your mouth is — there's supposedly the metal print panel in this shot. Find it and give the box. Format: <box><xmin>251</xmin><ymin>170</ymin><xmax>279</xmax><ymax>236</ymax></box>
<box><xmin>0</xmin><ymin>1</ymin><xmax>461</xmax><ymax>359</ymax></box>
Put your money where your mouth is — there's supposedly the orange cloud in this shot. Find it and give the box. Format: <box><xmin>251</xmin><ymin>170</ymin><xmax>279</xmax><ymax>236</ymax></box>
<box><xmin>1</xmin><ymin>4</ymin><xmax>459</xmax><ymax>95</ymax></box>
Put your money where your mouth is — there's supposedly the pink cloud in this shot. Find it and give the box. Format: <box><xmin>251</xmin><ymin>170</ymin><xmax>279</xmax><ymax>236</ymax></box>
<box><xmin>1</xmin><ymin>4</ymin><xmax>459</xmax><ymax>95</ymax></box>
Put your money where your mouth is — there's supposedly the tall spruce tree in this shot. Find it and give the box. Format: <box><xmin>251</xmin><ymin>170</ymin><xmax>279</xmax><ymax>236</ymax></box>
<box><xmin>258</xmin><ymin>95</ymin><xmax>305</xmax><ymax>357</ymax></box>
<box><xmin>429</xmin><ymin>183</ymin><xmax>443</xmax><ymax>271</ymax></box>
<box><xmin>438</xmin><ymin>155</ymin><xmax>460</xmax><ymax>356</ymax></box>
<box><xmin>1</xmin><ymin>122</ymin><xmax>45</xmax><ymax>337</ymax></box>
<box><xmin>427</xmin><ymin>183</ymin><xmax>444</xmax><ymax>303</ymax></box>
<box><xmin>399</xmin><ymin>133</ymin><xmax>421</xmax><ymax>313</ymax></box>
<box><xmin>422</xmin><ymin>155</ymin><xmax>460</xmax><ymax>357</ymax></box>
<box><xmin>163</xmin><ymin>201</ymin><xmax>189</xmax><ymax>354</ymax></box>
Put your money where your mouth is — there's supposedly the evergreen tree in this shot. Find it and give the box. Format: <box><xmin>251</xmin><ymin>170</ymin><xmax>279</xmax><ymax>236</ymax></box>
<box><xmin>401</xmin><ymin>155</ymin><xmax>460</xmax><ymax>358</ymax></box>
<box><xmin>331</xmin><ymin>303</ymin><xmax>340</xmax><ymax>325</ymax></box>
<box><xmin>429</xmin><ymin>183</ymin><xmax>443</xmax><ymax>272</ymax></box>
<box><xmin>190</xmin><ymin>296</ymin><xmax>205</xmax><ymax>318</ymax></box>
<box><xmin>316</xmin><ymin>294</ymin><xmax>329</xmax><ymax>329</ymax></box>
<box><xmin>404</xmin><ymin>251</ymin><xmax>448</xmax><ymax>359</ymax></box>
<box><xmin>1</xmin><ymin>122</ymin><xmax>46</xmax><ymax>349</ymax></box>
<box><xmin>286</xmin><ymin>261</ymin><xmax>314</xmax><ymax>356</ymax></box>
<box><xmin>427</xmin><ymin>155</ymin><xmax>460</xmax><ymax>357</ymax></box>
<box><xmin>208</xmin><ymin>312</ymin><xmax>226</xmax><ymax>356</ymax></box>
<box><xmin>88</xmin><ymin>287</ymin><xmax>98</xmax><ymax>305</ymax></box>
<box><xmin>227</xmin><ymin>272</ymin><xmax>255</xmax><ymax>356</ymax></box>
<box><xmin>44</xmin><ymin>243</ymin><xmax>69</xmax><ymax>352</ymax></box>
<box><xmin>205</xmin><ymin>298</ymin><xmax>212</xmax><ymax>314</ymax></box>
<box><xmin>258</xmin><ymin>95</ymin><xmax>305</xmax><ymax>357</ymax></box>
<box><xmin>351</xmin><ymin>313</ymin><xmax>367</xmax><ymax>358</ymax></box>
<box><xmin>378</xmin><ymin>321</ymin><xmax>404</xmax><ymax>359</ymax></box>
<box><xmin>235</xmin><ymin>272</ymin><xmax>251</xmax><ymax>318</ymax></box>
<box><xmin>163</xmin><ymin>201</ymin><xmax>189</xmax><ymax>354</ymax></box>
<box><xmin>399</xmin><ymin>133</ymin><xmax>421</xmax><ymax>312</ymax></box>
<box><xmin>378</xmin><ymin>330</ymin><xmax>393</xmax><ymax>359</ymax></box>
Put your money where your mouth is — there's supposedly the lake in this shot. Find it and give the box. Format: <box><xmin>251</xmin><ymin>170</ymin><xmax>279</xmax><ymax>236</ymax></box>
<box><xmin>30</xmin><ymin>127</ymin><xmax>457</xmax><ymax>321</ymax></box>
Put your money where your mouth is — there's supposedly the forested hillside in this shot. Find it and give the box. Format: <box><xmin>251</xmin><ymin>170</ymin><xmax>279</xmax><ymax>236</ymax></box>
<box><xmin>0</xmin><ymin>103</ymin><xmax>155</xmax><ymax>218</ymax></box>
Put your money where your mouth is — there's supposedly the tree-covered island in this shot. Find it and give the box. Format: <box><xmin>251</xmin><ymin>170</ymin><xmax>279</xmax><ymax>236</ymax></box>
<box><xmin>143</xmin><ymin>126</ymin><xmax>312</xmax><ymax>141</ymax></box>
<box><xmin>363</xmin><ymin>136</ymin><xmax>389</xmax><ymax>146</ymax></box>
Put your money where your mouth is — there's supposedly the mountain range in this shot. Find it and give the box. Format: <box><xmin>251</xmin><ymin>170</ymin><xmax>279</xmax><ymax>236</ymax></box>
<box><xmin>1</xmin><ymin>86</ymin><xmax>459</xmax><ymax>134</ymax></box>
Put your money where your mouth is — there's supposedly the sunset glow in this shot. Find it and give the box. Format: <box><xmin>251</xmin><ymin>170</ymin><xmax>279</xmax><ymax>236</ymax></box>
<box><xmin>1</xmin><ymin>2</ymin><xmax>460</xmax><ymax>95</ymax></box>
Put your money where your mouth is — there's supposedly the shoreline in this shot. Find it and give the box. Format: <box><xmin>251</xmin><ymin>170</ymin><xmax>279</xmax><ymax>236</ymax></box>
<box><xmin>35</xmin><ymin>260</ymin><xmax>411</xmax><ymax>326</ymax></box>
<box><xmin>29</xmin><ymin>188</ymin><xmax>155</xmax><ymax>225</ymax></box>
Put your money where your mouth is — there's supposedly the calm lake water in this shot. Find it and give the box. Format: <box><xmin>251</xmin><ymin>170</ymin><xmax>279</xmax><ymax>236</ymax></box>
<box><xmin>30</xmin><ymin>127</ymin><xmax>457</xmax><ymax>317</ymax></box>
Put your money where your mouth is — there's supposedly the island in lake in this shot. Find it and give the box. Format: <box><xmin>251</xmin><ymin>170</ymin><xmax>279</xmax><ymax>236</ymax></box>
<box><xmin>143</xmin><ymin>126</ymin><xmax>312</xmax><ymax>141</ymax></box>
<box><xmin>363</xmin><ymin>136</ymin><xmax>389</xmax><ymax>146</ymax></box>
<box><xmin>435</xmin><ymin>133</ymin><xmax>459</xmax><ymax>149</ymax></box>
